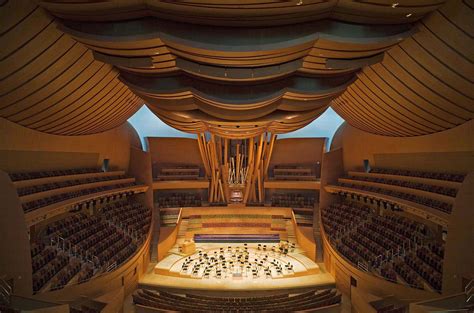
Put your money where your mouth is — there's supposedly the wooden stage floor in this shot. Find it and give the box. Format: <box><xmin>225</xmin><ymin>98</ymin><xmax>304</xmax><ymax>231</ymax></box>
<box><xmin>139</xmin><ymin>242</ymin><xmax>335</xmax><ymax>294</ymax></box>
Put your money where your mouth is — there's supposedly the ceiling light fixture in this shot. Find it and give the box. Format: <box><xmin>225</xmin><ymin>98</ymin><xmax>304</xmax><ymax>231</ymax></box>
<box><xmin>391</xmin><ymin>3</ymin><xmax>399</xmax><ymax>8</ymax></box>
<box><xmin>406</xmin><ymin>13</ymin><xmax>412</xmax><ymax>17</ymax></box>
<box><xmin>296</xmin><ymin>0</ymin><xmax>303</xmax><ymax>6</ymax></box>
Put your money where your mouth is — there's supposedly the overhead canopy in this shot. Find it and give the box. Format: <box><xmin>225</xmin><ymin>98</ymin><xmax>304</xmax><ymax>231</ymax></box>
<box><xmin>1</xmin><ymin>0</ymin><xmax>472</xmax><ymax>137</ymax></box>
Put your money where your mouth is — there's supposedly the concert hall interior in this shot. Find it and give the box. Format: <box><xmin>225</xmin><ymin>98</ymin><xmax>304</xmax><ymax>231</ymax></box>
<box><xmin>0</xmin><ymin>0</ymin><xmax>473</xmax><ymax>312</ymax></box>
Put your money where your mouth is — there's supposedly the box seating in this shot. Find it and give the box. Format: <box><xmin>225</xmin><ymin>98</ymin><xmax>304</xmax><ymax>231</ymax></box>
<box><xmin>322</xmin><ymin>203</ymin><xmax>444</xmax><ymax>292</ymax></box>
<box><xmin>133</xmin><ymin>288</ymin><xmax>341</xmax><ymax>312</ymax></box>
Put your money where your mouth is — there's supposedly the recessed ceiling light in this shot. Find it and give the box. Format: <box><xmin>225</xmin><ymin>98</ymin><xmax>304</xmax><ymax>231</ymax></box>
<box><xmin>391</xmin><ymin>3</ymin><xmax>399</xmax><ymax>8</ymax></box>
<box><xmin>406</xmin><ymin>13</ymin><xmax>413</xmax><ymax>17</ymax></box>
<box><xmin>296</xmin><ymin>0</ymin><xmax>303</xmax><ymax>6</ymax></box>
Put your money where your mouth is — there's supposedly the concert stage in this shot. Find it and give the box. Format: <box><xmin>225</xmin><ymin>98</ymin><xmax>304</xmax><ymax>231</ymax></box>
<box><xmin>139</xmin><ymin>207</ymin><xmax>335</xmax><ymax>293</ymax></box>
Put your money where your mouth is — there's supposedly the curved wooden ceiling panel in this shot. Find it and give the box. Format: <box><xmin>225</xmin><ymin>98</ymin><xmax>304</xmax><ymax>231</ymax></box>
<box><xmin>331</xmin><ymin>0</ymin><xmax>474</xmax><ymax>137</ymax></box>
<box><xmin>2</xmin><ymin>0</ymin><xmax>469</xmax><ymax>139</ymax></box>
<box><xmin>39</xmin><ymin>0</ymin><xmax>445</xmax><ymax>26</ymax></box>
<box><xmin>57</xmin><ymin>18</ymin><xmax>413</xmax><ymax>81</ymax></box>
<box><xmin>120</xmin><ymin>72</ymin><xmax>354</xmax><ymax>123</ymax></box>
<box><xmin>0</xmin><ymin>1</ymin><xmax>143</xmax><ymax>135</ymax></box>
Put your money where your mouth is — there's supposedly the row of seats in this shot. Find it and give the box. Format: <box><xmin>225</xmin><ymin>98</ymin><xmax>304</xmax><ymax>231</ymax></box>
<box><xmin>336</xmin><ymin>182</ymin><xmax>452</xmax><ymax>213</ymax></box>
<box><xmin>17</xmin><ymin>175</ymin><xmax>127</xmax><ymax>196</ymax></box>
<box><xmin>156</xmin><ymin>193</ymin><xmax>202</xmax><ymax>208</ymax></box>
<box><xmin>322</xmin><ymin>203</ymin><xmax>444</xmax><ymax>292</ymax></box>
<box><xmin>345</xmin><ymin>175</ymin><xmax>458</xmax><ymax>197</ymax></box>
<box><xmin>100</xmin><ymin>201</ymin><xmax>152</xmax><ymax>238</ymax></box>
<box><xmin>153</xmin><ymin>165</ymin><xmax>201</xmax><ymax>181</ymax></box>
<box><xmin>133</xmin><ymin>288</ymin><xmax>342</xmax><ymax>312</ymax></box>
<box><xmin>22</xmin><ymin>182</ymin><xmax>137</xmax><ymax>212</ymax></box>
<box><xmin>8</xmin><ymin>168</ymin><xmax>102</xmax><ymax>182</ymax></box>
<box><xmin>369</xmin><ymin>168</ymin><xmax>465</xmax><ymax>183</ymax></box>
<box><xmin>320</xmin><ymin>203</ymin><xmax>371</xmax><ymax>239</ymax></box>
<box><xmin>31</xmin><ymin>200</ymin><xmax>151</xmax><ymax>293</ymax></box>
<box><xmin>272</xmin><ymin>165</ymin><xmax>317</xmax><ymax>181</ymax></box>
<box><xmin>271</xmin><ymin>193</ymin><xmax>316</xmax><ymax>208</ymax></box>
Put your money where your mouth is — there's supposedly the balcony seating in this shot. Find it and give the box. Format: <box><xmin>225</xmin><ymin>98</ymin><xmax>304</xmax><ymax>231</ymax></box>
<box><xmin>344</xmin><ymin>175</ymin><xmax>458</xmax><ymax>197</ymax></box>
<box><xmin>133</xmin><ymin>288</ymin><xmax>342</xmax><ymax>312</ymax></box>
<box><xmin>369</xmin><ymin>168</ymin><xmax>465</xmax><ymax>183</ymax></box>
<box><xmin>322</xmin><ymin>203</ymin><xmax>444</xmax><ymax>292</ymax></box>
<box><xmin>22</xmin><ymin>182</ymin><xmax>138</xmax><ymax>213</ymax></box>
<box><xmin>153</xmin><ymin>165</ymin><xmax>201</xmax><ymax>181</ymax></box>
<box><xmin>336</xmin><ymin>182</ymin><xmax>452</xmax><ymax>214</ymax></box>
<box><xmin>156</xmin><ymin>193</ymin><xmax>202</xmax><ymax>208</ymax></box>
<box><xmin>8</xmin><ymin>168</ymin><xmax>102</xmax><ymax>182</ymax></box>
<box><xmin>17</xmin><ymin>175</ymin><xmax>128</xmax><ymax>197</ymax></box>
<box><xmin>271</xmin><ymin>193</ymin><xmax>315</xmax><ymax>208</ymax></box>
<box><xmin>30</xmin><ymin>199</ymin><xmax>151</xmax><ymax>293</ymax></box>
<box><xmin>272</xmin><ymin>165</ymin><xmax>317</xmax><ymax>181</ymax></box>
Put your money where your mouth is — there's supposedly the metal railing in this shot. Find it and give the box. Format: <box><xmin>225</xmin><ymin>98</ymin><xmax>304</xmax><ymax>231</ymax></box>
<box><xmin>465</xmin><ymin>279</ymin><xmax>474</xmax><ymax>303</ymax></box>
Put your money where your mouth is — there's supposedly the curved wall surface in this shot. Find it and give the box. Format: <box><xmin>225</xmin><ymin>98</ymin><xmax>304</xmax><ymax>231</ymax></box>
<box><xmin>330</xmin><ymin>119</ymin><xmax>474</xmax><ymax>173</ymax></box>
<box><xmin>0</xmin><ymin>118</ymin><xmax>141</xmax><ymax>172</ymax></box>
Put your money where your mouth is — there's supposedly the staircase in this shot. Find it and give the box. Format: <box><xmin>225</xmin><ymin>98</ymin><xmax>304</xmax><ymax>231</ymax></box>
<box><xmin>286</xmin><ymin>219</ymin><xmax>297</xmax><ymax>243</ymax></box>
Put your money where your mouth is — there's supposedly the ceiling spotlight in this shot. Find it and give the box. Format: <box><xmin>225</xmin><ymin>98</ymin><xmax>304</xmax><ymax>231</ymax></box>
<box><xmin>391</xmin><ymin>3</ymin><xmax>399</xmax><ymax>8</ymax></box>
<box><xmin>296</xmin><ymin>0</ymin><xmax>303</xmax><ymax>5</ymax></box>
<box><xmin>406</xmin><ymin>13</ymin><xmax>413</xmax><ymax>17</ymax></box>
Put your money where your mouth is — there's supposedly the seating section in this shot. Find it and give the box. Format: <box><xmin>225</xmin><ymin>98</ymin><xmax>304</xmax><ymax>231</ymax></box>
<box><xmin>133</xmin><ymin>288</ymin><xmax>341</xmax><ymax>312</ymax></box>
<box><xmin>345</xmin><ymin>175</ymin><xmax>458</xmax><ymax>197</ymax></box>
<box><xmin>335</xmin><ymin>182</ymin><xmax>452</xmax><ymax>214</ymax></box>
<box><xmin>22</xmin><ymin>182</ymin><xmax>137</xmax><ymax>213</ymax></box>
<box><xmin>153</xmin><ymin>164</ymin><xmax>201</xmax><ymax>181</ymax></box>
<box><xmin>293</xmin><ymin>208</ymin><xmax>313</xmax><ymax>227</ymax></box>
<box><xmin>156</xmin><ymin>192</ymin><xmax>202</xmax><ymax>208</ymax></box>
<box><xmin>160</xmin><ymin>208</ymin><xmax>181</xmax><ymax>227</ymax></box>
<box><xmin>369</xmin><ymin>168</ymin><xmax>465</xmax><ymax>183</ymax></box>
<box><xmin>322</xmin><ymin>203</ymin><xmax>445</xmax><ymax>292</ymax></box>
<box><xmin>30</xmin><ymin>200</ymin><xmax>151</xmax><ymax>293</ymax></box>
<box><xmin>272</xmin><ymin>165</ymin><xmax>317</xmax><ymax>181</ymax></box>
<box><xmin>100</xmin><ymin>201</ymin><xmax>152</xmax><ymax>238</ymax></box>
<box><xmin>271</xmin><ymin>193</ymin><xmax>315</xmax><ymax>209</ymax></box>
<box><xmin>8</xmin><ymin>168</ymin><xmax>102</xmax><ymax>182</ymax></box>
<box><xmin>17</xmin><ymin>175</ymin><xmax>128</xmax><ymax>197</ymax></box>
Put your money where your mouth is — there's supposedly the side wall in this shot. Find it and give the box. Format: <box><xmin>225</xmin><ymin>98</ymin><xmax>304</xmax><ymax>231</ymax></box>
<box><xmin>331</xmin><ymin>120</ymin><xmax>474</xmax><ymax>173</ymax></box>
<box><xmin>0</xmin><ymin>118</ymin><xmax>141</xmax><ymax>172</ymax></box>
<box><xmin>0</xmin><ymin>171</ymin><xmax>32</xmax><ymax>295</ymax></box>
<box><xmin>443</xmin><ymin>172</ymin><xmax>474</xmax><ymax>294</ymax></box>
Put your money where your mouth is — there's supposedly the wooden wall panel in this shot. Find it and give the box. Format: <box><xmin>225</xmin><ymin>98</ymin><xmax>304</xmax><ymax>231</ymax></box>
<box><xmin>331</xmin><ymin>120</ymin><xmax>474</xmax><ymax>174</ymax></box>
<box><xmin>0</xmin><ymin>118</ymin><xmax>141</xmax><ymax>172</ymax></box>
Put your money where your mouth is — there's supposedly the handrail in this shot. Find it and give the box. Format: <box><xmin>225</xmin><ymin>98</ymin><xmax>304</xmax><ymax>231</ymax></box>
<box><xmin>465</xmin><ymin>279</ymin><xmax>474</xmax><ymax>303</ymax></box>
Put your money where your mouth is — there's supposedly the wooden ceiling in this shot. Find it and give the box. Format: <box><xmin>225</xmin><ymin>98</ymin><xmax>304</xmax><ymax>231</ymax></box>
<box><xmin>1</xmin><ymin>0</ymin><xmax>472</xmax><ymax>137</ymax></box>
<box><xmin>0</xmin><ymin>1</ymin><xmax>143</xmax><ymax>136</ymax></box>
<box><xmin>332</xmin><ymin>0</ymin><xmax>474</xmax><ymax>136</ymax></box>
